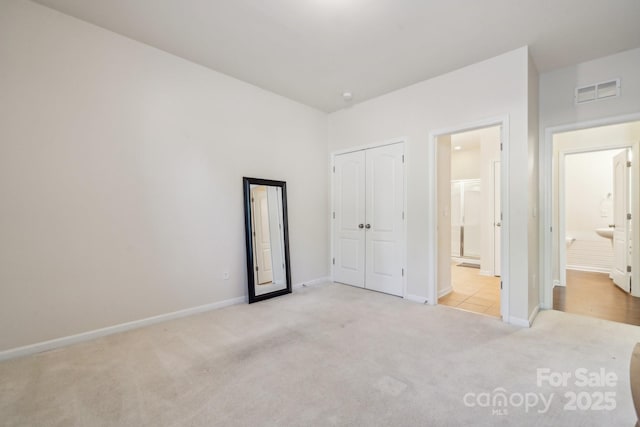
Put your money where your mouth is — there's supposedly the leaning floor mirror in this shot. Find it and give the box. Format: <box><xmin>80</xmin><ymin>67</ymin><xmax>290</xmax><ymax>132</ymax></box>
<box><xmin>243</xmin><ymin>177</ymin><xmax>292</xmax><ymax>303</ymax></box>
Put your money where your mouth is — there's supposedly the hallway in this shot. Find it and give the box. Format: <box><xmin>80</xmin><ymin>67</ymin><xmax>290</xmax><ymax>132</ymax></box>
<box><xmin>554</xmin><ymin>269</ymin><xmax>640</xmax><ymax>326</ymax></box>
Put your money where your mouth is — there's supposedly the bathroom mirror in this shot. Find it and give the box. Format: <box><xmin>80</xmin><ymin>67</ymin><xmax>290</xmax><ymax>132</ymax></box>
<box><xmin>243</xmin><ymin>177</ymin><xmax>291</xmax><ymax>303</ymax></box>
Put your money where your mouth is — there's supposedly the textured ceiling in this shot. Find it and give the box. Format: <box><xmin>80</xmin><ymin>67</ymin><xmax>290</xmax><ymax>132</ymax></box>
<box><xmin>34</xmin><ymin>0</ymin><xmax>640</xmax><ymax>112</ymax></box>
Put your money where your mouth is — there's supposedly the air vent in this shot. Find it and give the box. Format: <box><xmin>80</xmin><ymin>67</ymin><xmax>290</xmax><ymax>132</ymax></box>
<box><xmin>575</xmin><ymin>79</ymin><xmax>620</xmax><ymax>104</ymax></box>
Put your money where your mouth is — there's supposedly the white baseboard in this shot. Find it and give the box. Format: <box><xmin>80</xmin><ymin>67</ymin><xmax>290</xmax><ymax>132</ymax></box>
<box><xmin>1</xmin><ymin>276</ymin><xmax>334</xmax><ymax>361</ymax></box>
<box><xmin>566</xmin><ymin>265</ymin><xmax>610</xmax><ymax>274</ymax></box>
<box><xmin>405</xmin><ymin>294</ymin><xmax>428</xmax><ymax>304</ymax></box>
<box><xmin>508</xmin><ymin>305</ymin><xmax>540</xmax><ymax>328</ymax></box>
<box><xmin>293</xmin><ymin>276</ymin><xmax>331</xmax><ymax>290</ymax></box>
<box><xmin>0</xmin><ymin>295</ymin><xmax>247</xmax><ymax>362</ymax></box>
<box><xmin>438</xmin><ymin>287</ymin><xmax>453</xmax><ymax>298</ymax></box>
<box><xmin>528</xmin><ymin>305</ymin><xmax>540</xmax><ymax>326</ymax></box>
<box><xmin>553</xmin><ymin>279</ymin><xmax>564</xmax><ymax>287</ymax></box>
<box><xmin>479</xmin><ymin>270</ymin><xmax>493</xmax><ymax>277</ymax></box>
<box><xmin>508</xmin><ymin>316</ymin><xmax>530</xmax><ymax>328</ymax></box>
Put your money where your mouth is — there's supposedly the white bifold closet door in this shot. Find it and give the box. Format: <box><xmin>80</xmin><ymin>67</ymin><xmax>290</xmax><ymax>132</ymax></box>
<box><xmin>333</xmin><ymin>143</ymin><xmax>405</xmax><ymax>296</ymax></box>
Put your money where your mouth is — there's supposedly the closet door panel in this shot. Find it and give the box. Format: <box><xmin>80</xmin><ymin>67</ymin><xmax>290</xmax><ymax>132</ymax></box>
<box><xmin>333</xmin><ymin>151</ymin><xmax>366</xmax><ymax>287</ymax></box>
<box><xmin>365</xmin><ymin>143</ymin><xmax>404</xmax><ymax>296</ymax></box>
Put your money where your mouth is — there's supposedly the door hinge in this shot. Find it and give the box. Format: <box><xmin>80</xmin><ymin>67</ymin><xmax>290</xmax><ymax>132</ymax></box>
<box><xmin>628</xmin><ymin>213</ymin><xmax>632</xmax><ymax>220</ymax></box>
<box><xmin>333</xmin><ymin>166</ymin><xmax>335</xmax><ymax>173</ymax></box>
<box><xmin>402</xmin><ymin>211</ymin><xmax>405</xmax><ymax>220</ymax></box>
<box><xmin>402</xmin><ymin>154</ymin><xmax>405</xmax><ymax>163</ymax></box>
<box><xmin>332</xmin><ymin>258</ymin><xmax>335</xmax><ymax>265</ymax></box>
<box><xmin>256</xmin><ymin>266</ymin><xmax>259</xmax><ymax>272</ymax></box>
<box><xmin>628</xmin><ymin>265</ymin><xmax>632</xmax><ymax>273</ymax></box>
<box><xmin>628</xmin><ymin>161</ymin><xmax>632</xmax><ymax>167</ymax></box>
<box><xmin>500</xmin><ymin>143</ymin><xmax>503</xmax><ymax>151</ymax></box>
<box><xmin>550</xmin><ymin>226</ymin><xmax>553</xmax><ymax>232</ymax></box>
<box><xmin>332</xmin><ymin>212</ymin><xmax>335</xmax><ymax>219</ymax></box>
<box><xmin>500</xmin><ymin>281</ymin><xmax>503</xmax><ymax>290</ymax></box>
<box><xmin>500</xmin><ymin>213</ymin><xmax>503</xmax><ymax>221</ymax></box>
<box><xmin>402</xmin><ymin>268</ymin><xmax>405</xmax><ymax>277</ymax></box>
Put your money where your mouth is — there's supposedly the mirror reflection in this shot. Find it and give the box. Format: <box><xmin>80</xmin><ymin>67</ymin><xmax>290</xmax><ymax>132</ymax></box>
<box><xmin>250</xmin><ymin>185</ymin><xmax>287</xmax><ymax>295</ymax></box>
<box><xmin>243</xmin><ymin>178</ymin><xmax>291</xmax><ymax>303</ymax></box>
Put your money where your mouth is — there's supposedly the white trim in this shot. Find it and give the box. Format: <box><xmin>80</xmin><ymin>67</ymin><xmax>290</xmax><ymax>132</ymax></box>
<box><xmin>329</xmin><ymin>138</ymin><xmax>408</xmax><ymax>298</ymax></box>
<box><xmin>508</xmin><ymin>316</ymin><xmax>530</xmax><ymax>327</ymax></box>
<box><xmin>558</xmin><ymin>149</ymin><xmax>567</xmax><ymax>286</ymax></box>
<box><xmin>528</xmin><ymin>305</ymin><xmax>540</xmax><ymax>326</ymax></box>
<box><xmin>541</xmin><ymin>112</ymin><xmax>640</xmax><ymax>309</ymax></box>
<box><xmin>405</xmin><ymin>294</ymin><xmax>428</xmax><ymax>304</ymax></box>
<box><xmin>509</xmin><ymin>305</ymin><xmax>539</xmax><ymax>328</ymax></box>
<box><xmin>293</xmin><ymin>276</ymin><xmax>332</xmax><ymax>290</ymax></box>
<box><xmin>566</xmin><ymin>265</ymin><xmax>611</xmax><ymax>274</ymax></box>
<box><xmin>0</xmin><ymin>295</ymin><xmax>246</xmax><ymax>362</ymax></box>
<box><xmin>438</xmin><ymin>287</ymin><xmax>453</xmax><ymax>298</ymax></box>
<box><xmin>330</xmin><ymin>137</ymin><xmax>407</xmax><ymax>157</ymax></box>
<box><xmin>428</xmin><ymin>115</ymin><xmax>510</xmax><ymax>324</ymax></box>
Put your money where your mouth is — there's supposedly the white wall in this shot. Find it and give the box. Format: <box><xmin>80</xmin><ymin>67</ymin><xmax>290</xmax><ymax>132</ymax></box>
<box><xmin>565</xmin><ymin>150</ymin><xmax>619</xmax><ymax>232</ymax></box>
<box><xmin>540</xmin><ymin>48</ymin><xmax>640</xmax><ymax>130</ymax></box>
<box><xmin>328</xmin><ymin>47</ymin><xmax>534</xmax><ymax>323</ymax></box>
<box><xmin>564</xmin><ymin>150</ymin><xmax>620</xmax><ymax>272</ymax></box>
<box><xmin>527</xmin><ymin>54</ymin><xmax>540</xmax><ymax>317</ymax></box>
<box><xmin>0</xmin><ymin>0</ymin><xmax>329</xmax><ymax>352</ymax></box>
<box><xmin>451</xmin><ymin>147</ymin><xmax>481</xmax><ymax>180</ymax></box>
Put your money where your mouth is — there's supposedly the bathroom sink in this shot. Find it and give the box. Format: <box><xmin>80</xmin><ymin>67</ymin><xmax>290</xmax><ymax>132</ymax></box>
<box><xmin>595</xmin><ymin>228</ymin><xmax>614</xmax><ymax>240</ymax></box>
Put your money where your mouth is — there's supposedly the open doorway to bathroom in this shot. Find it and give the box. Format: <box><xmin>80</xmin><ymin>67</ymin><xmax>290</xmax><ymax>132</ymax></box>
<box><xmin>551</xmin><ymin>120</ymin><xmax>640</xmax><ymax>325</ymax></box>
<box><xmin>437</xmin><ymin>125</ymin><xmax>502</xmax><ymax>318</ymax></box>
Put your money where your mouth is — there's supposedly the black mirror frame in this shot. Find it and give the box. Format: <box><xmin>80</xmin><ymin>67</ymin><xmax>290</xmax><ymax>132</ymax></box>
<box><xmin>243</xmin><ymin>177</ymin><xmax>292</xmax><ymax>303</ymax></box>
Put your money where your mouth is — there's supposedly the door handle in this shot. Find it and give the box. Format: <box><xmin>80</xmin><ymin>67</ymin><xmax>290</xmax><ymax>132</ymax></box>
<box><xmin>358</xmin><ymin>224</ymin><xmax>364</xmax><ymax>229</ymax></box>
<box><xmin>365</xmin><ymin>224</ymin><xmax>371</xmax><ymax>229</ymax></box>
<box><xmin>496</xmin><ymin>222</ymin><xmax>501</xmax><ymax>227</ymax></box>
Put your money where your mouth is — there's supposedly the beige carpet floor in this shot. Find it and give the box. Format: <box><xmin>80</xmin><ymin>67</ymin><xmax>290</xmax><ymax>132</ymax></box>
<box><xmin>1</xmin><ymin>282</ymin><xmax>640</xmax><ymax>426</ymax></box>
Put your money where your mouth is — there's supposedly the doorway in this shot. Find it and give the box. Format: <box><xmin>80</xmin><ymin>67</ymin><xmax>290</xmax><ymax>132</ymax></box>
<box><xmin>331</xmin><ymin>142</ymin><xmax>406</xmax><ymax>297</ymax></box>
<box><xmin>545</xmin><ymin>120</ymin><xmax>640</xmax><ymax>325</ymax></box>
<box><xmin>435</xmin><ymin>125</ymin><xmax>503</xmax><ymax>318</ymax></box>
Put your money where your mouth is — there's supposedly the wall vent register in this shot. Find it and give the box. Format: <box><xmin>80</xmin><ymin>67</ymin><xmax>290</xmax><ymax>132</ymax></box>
<box><xmin>575</xmin><ymin>79</ymin><xmax>620</xmax><ymax>104</ymax></box>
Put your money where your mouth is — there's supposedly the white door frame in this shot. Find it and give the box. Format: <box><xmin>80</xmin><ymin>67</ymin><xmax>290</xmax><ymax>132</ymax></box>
<box><xmin>540</xmin><ymin>112</ymin><xmax>640</xmax><ymax>308</ymax></box>
<box><xmin>558</xmin><ymin>145</ymin><xmax>633</xmax><ymax>286</ymax></box>
<box><xmin>493</xmin><ymin>160</ymin><xmax>501</xmax><ymax>277</ymax></box>
<box><xmin>428</xmin><ymin>116</ymin><xmax>510</xmax><ymax>322</ymax></box>
<box><xmin>329</xmin><ymin>138</ymin><xmax>408</xmax><ymax>298</ymax></box>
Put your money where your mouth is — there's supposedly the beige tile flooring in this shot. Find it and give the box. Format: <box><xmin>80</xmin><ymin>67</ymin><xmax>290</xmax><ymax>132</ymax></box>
<box><xmin>438</xmin><ymin>262</ymin><xmax>501</xmax><ymax>317</ymax></box>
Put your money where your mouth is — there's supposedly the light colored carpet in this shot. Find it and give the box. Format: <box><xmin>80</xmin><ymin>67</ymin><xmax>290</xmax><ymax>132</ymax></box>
<box><xmin>1</xmin><ymin>282</ymin><xmax>639</xmax><ymax>426</ymax></box>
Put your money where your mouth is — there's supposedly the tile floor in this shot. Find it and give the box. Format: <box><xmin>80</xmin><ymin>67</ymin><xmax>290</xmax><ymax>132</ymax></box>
<box><xmin>438</xmin><ymin>262</ymin><xmax>501</xmax><ymax>317</ymax></box>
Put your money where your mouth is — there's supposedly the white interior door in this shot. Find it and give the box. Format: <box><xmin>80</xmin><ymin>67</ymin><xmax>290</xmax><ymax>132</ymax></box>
<box><xmin>252</xmin><ymin>187</ymin><xmax>273</xmax><ymax>284</ymax></box>
<box><xmin>612</xmin><ymin>149</ymin><xmax>630</xmax><ymax>292</ymax></box>
<box><xmin>333</xmin><ymin>151</ymin><xmax>366</xmax><ymax>287</ymax></box>
<box><xmin>493</xmin><ymin>161</ymin><xmax>501</xmax><ymax>276</ymax></box>
<box><xmin>365</xmin><ymin>143</ymin><xmax>405</xmax><ymax>296</ymax></box>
